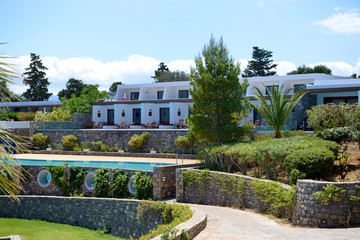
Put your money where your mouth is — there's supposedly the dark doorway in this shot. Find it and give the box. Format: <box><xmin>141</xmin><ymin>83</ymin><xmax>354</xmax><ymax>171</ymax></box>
<box><xmin>253</xmin><ymin>109</ymin><xmax>262</xmax><ymax>126</ymax></box>
<box><xmin>132</xmin><ymin>108</ymin><xmax>141</xmax><ymax>124</ymax></box>
<box><xmin>160</xmin><ymin>108</ymin><xmax>170</xmax><ymax>124</ymax></box>
<box><xmin>107</xmin><ymin>109</ymin><xmax>114</xmax><ymax>124</ymax></box>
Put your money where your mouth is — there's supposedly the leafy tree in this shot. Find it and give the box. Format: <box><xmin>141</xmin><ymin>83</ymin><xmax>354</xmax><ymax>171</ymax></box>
<box><xmin>242</xmin><ymin>46</ymin><xmax>277</xmax><ymax>77</ymax></box>
<box><xmin>60</xmin><ymin>84</ymin><xmax>108</xmax><ymax>114</ymax></box>
<box><xmin>152</xmin><ymin>62</ymin><xmax>190</xmax><ymax>82</ymax></box>
<box><xmin>188</xmin><ymin>36</ymin><xmax>249</xmax><ymax>144</ymax></box>
<box><xmin>287</xmin><ymin>64</ymin><xmax>332</xmax><ymax>75</ymax></box>
<box><xmin>58</xmin><ymin>78</ymin><xmax>85</xmax><ymax>99</ymax></box>
<box><xmin>351</xmin><ymin>73</ymin><xmax>360</xmax><ymax>78</ymax></box>
<box><xmin>251</xmin><ymin>84</ymin><xmax>307</xmax><ymax>138</ymax></box>
<box><xmin>0</xmin><ymin>51</ymin><xmax>25</xmax><ymax>199</ymax></box>
<box><xmin>108</xmin><ymin>81</ymin><xmax>123</xmax><ymax>98</ymax></box>
<box><xmin>22</xmin><ymin>53</ymin><xmax>52</xmax><ymax>101</ymax></box>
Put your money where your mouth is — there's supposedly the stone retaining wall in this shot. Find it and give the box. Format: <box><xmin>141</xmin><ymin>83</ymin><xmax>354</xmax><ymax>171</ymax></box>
<box><xmin>0</xmin><ymin>196</ymin><xmax>160</xmax><ymax>239</ymax></box>
<box><xmin>35</xmin><ymin>129</ymin><xmax>190</xmax><ymax>153</ymax></box>
<box><xmin>153</xmin><ymin>163</ymin><xmax>200</xmax><ymax>200</ymax></box>
<box><xmin>294</xmin><ymin>179</ymin><xmax>360</xmax><ymax>227</ymax></box>
<box><xmin>176</xmin><ymin>169</ymin><xmax>360</xmax><ymax>228</ymax></box>
<box><xmin>176</xmin><ymin>168</ymin><xmax>291</xmax><ymax>212</ymax></box>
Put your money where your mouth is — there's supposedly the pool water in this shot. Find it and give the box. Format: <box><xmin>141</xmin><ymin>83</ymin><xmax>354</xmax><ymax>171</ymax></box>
<box><xmin>15</xmin><ymin>159</ymin><xmax>173</xmax><ymax>172</ymax></box>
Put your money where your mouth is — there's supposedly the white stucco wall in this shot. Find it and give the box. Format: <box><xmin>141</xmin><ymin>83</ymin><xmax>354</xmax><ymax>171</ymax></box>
<box><xmin>92</xmin><ymin>105</ymin><xmax>115</xmax><ymax>124</ymax></box>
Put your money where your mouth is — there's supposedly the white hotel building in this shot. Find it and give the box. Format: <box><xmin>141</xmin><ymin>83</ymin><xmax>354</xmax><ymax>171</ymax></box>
<box><xmin>91</xmin><ymin>74</ymin><xmax>360</xmax><ymax>129</ymax></box>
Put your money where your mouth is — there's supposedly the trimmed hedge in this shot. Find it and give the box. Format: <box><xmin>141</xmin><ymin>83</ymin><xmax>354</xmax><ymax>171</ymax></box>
<box><xmin>198</xmin><ymin>135</ymin><xmax>339</xmax><ymax>181</ymax></box>
<box><xmin>285</xmin><ymin>148</ymin><xmax>335</xmax><ymax>180</ymax></box>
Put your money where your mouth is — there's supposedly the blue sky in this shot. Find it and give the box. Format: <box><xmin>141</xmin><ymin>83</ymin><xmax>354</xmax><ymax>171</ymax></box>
<box><xmin>1</xmin><ymin>0</ymin><xmax>360</xmax><ymax>98</ymax></box>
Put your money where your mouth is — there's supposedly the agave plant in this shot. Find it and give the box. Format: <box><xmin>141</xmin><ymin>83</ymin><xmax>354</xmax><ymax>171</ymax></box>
<box><xmin>251</xmin><ymin>84</ymin><xmax>307</xmax><ymax>138</ymax></box>
<box><xmin>0</xmin><ymin>50</ymin><xmax>26</xmax><ymax>200</ymax></box>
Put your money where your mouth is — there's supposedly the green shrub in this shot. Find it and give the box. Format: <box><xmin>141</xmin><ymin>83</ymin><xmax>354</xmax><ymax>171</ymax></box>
<box><xmin>284</xmin><ymin>148</ymin><xmax>335</xmax><ymax>180</ymax></box>
<box><xmin>289</xmin><ymin>169</ymin><xmax>306</xmax><ymax>185</ymax></box>
<box><xmin>282</xmin><ymin>130</ymin><xmax>307</xmax><ymax>138</ymax></box>
<box><xmin>0</xmin><ymin>112</ymin><xmax>19</xmax><ymax>121</ymax></box>
<box><xmin>138</xmin><ymin>201</ymin><xmax>193</xmax><ymax>240</ymax></box>
<box><xmin>307</xmin><ymin>103</ymin><xmax>360</xmax><ymax>132</ymax></box>
<box><xmin>128</xmin><ymin>132</ymin><xmax>149</xmax><ymax>151</ymax></box>
<box><xmin>175</xmin><ymin>135</ymin><xmax>192</xmax><ymax>153</ymax></box>
<box><xmin>62</xmin><ymin>135</ymin><xmax>79</xmax><ymax>151</ymax></box>
<box><xmin>81</xmin><ymin>140</ymin><xmax>92</xmax><ymax>151</ymax></box>
<box><xmin>34</xmin><ymin>107</ymin><xmax>71</xmax><ymax>121</ymax></box>
<box><xmin>250</xmin><ymin>180</ymin><xmax>296</xmax><ymax>218</ymax></box>
<box><xmin>111</xmin><ymin>170</ymin><xmax>130</xmax><ymax>198</ymax></box>
<box><xmin>90</xmin><ymin>141</ymin><xmax>115</xmax><ymax>152</ymax></box>
<box><xmin>197</xmin><ymin>135</ymin><xmax>339</xmax><ymax>180</ymax></box>
<box><xmin>94</xmin><ymin>168</ymin><xmax>110</xmax><ymax>197</ymax></box>
<box><xmin>31</xmin><ymin>133</ymin><xmax>50</xmax><ymax>150</ymax></box>
<box><xmin>133</xmin><ymin>171</ymin><xmax>153</xmax><ymax>200</ymax></box>
<box><xmin>317</xmin><ymin>127</ymin><xmax>357</xmax><ymax>143</ymax></box>
<box><xmin>46</xmin><ymin>164</ymin><xmax>87</xmax><ymax>196</ymax></box>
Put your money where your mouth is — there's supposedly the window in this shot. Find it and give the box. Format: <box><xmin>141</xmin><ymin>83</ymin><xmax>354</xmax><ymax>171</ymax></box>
<box><xmin>131</xmin><ymin>92</ymin><xmax>139</xmax><ymax>100</ymax></box>
<box><xmin>157</xmin><ymin>91</ymin><xmax>164</xmax><ymax>99</ymax></box>
<box><xmin>294</xmin><ymin>84</ymin><xmax>306</xmax><ymax>92</ymax></box>
<box><xmin>324</xmin><ymin>97</ymin><xmax>358</xmax><ymax>104</ymax></box>
<box><xmin>178</xmin><ymin>90</ymin><xmax>189</xmax><ymax>99</ymax></box>
<box><xmin>265</xmin><ymin>85</ymin><xmax>279</xmax><ymax>95</ymax></box>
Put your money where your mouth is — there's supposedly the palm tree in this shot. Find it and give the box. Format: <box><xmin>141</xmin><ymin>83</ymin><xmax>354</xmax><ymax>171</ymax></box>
<box><xmin>0</xmin><ymin>50</ymin><xmax>25</xmax><ymax>200</ymax></box>
<box><xmin>251</xmin><ymin>84</ymin><xmax>307</xmax><ymax>138</ymax></box>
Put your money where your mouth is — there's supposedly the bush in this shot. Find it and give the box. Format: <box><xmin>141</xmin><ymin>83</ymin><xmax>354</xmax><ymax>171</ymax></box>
<box><xmin>111</xmin><ymin>170</ymin><xmax>130</xmax><ymax>198</ymax></box>
<box><xmin>17</xmin><ymin>112</ymin><xmax>35</xmax><ymax>121</ymax></box>
<box><xmin>289</xmin><ymin>169</ymin><xmax>306</xmax><ymax>185</ymax></box>
<box><xmin>128</xmin><ymin>132</ymin><xmax>149</xmax><ymax>151</ymax></box>
<box><xmin>89</xmin><ymin>141</ymin><xmax>115</xmax><ymax>152</ymax></box>
<box><xmin>35</xmin><ymin>107</ymin><xmax>71</xmax><ymax>122</ymax></box>
<box><xmin>317</xmin><ymin>127</ymin><xmax>357</xmax><ymax>143</ymax></box>
<box><xmin>197</xmin><ymin>135</ymin><xmax>339</xmax><ymax>180</ymax></box>
<box><xmin>285</xmin><ymin>148</ymin><xmax>335</xmax><ymax>180</ymax></box>
<box><xmin>175</xmin><ymin>135</ymin><xmax>192</xmax><ymax>153</ymax></box>
<box><xmin>0</xmin><ymin>112</ymin><xmax>19</xmax><ymax>121</ymax></box>
<box><xmin>307</xmin><ymin>103</ymin><xmax>360</xmax><ymax>132</ymax></box>
<box><xmin>62</xmin><ymin>135</ymin><xmax>79</xmax><ymax>151</ymax></box>
<box><xmin>250</xmin><ymin>180</ymin><xmax>296</xmax><ymax>218</ymax></box>
<box><xmin>133</xmin><ymin>171</ymin><xmax>153</xmax><ymax>200</ymax></box>
<box><xmin>31</xmin><ymin>133</ymin><xmax>50</xmax><ymax>150</ymax></box>
<box><xmin>94</xmin><ymin>168</ymin><xmax>110</xmax><ymax>197</ymax></box>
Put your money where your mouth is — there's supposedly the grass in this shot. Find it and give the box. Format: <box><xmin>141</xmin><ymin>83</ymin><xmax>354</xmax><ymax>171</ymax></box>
<box><xmin>0</xmin><ymin>218</ymin><xmax>125</xmax><ymax>240</ymax></box>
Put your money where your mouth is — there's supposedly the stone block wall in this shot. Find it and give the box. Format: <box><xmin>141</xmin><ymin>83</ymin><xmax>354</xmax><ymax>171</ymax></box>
<box><xmin>0</xmin><ymin>196</ymin><xmax>161</xmax><ymax>239</ymax></box>
<box><xmin>293</xmin><ymin>179</ymin><xmax>360</xmax><ymax>227</ymax></box>
<box><xmin>153</xmin><ymin>163</ymin><xmax>200</xmax><ymax>200</ymax></box>
<box><xmin>34</xmin><ymin>129</ymin><xmax>189</xmax><ymax>153</ymax></box>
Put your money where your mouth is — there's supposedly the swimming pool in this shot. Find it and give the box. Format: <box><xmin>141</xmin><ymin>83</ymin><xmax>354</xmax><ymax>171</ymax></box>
<box><xmin>15</xmin><ymin>159</ymin><xmax>173</xmax><ymax>172</ymax></box>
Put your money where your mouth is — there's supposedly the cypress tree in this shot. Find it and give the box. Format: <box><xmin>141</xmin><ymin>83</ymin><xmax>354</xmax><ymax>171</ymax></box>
<box><xmin>22</xmin><ymin>53</ymin><xmax>52</xmax><ymax>101</ymax></box>
<box><xmin>188</xmin><ymin>36</ymin><xmax>249</xmax><ymax>144</ymax></box>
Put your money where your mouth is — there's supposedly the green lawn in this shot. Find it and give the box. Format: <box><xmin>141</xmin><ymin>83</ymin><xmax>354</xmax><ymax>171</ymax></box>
<box><xmin>0</xmin><ymin>218</ymin><xmax>125</xmax><ymax>240</ymax></box>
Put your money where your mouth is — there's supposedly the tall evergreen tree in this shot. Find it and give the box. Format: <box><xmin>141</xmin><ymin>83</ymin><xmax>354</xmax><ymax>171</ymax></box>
<box><xmin>188</xmin><ymin>36</ymin><xmax>249</xmax><ymax>144</ymax></box>
<box><xmin>242</xmin><ymin>46</ymin><xmax>278</xmax><ymax>77</ymax></box>
<box><xmin>22</xmin><ymin>53</ymin><xmax>52</xmax><ymax>101</ymax></box>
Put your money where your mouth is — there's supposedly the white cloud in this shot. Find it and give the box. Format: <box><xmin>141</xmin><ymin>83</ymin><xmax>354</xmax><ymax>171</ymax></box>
<box><xmin>308</xmin><ymin>60</ymin><xmax>360</xmax><ymax>76</ymax></box>
<box><xmin>313</xmin><ymin>9</ymin><xmax>360</xmax><ymax>34</ymax></box>
<box><xmin>4</xmin><ymin>54</ymin><xmax>360</xmax><ymax>100</ymax></box>
<box><xmin>275</xmin><ymin>61</ymin><xmax>297</xmax><ymax>75</ymax></box>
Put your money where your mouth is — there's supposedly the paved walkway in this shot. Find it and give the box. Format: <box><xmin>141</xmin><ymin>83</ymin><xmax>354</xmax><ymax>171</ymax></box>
<box><xmin>188</xmin><ymin>204</ymin><xmax>360</xmax><ymax>240</ymax></box>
